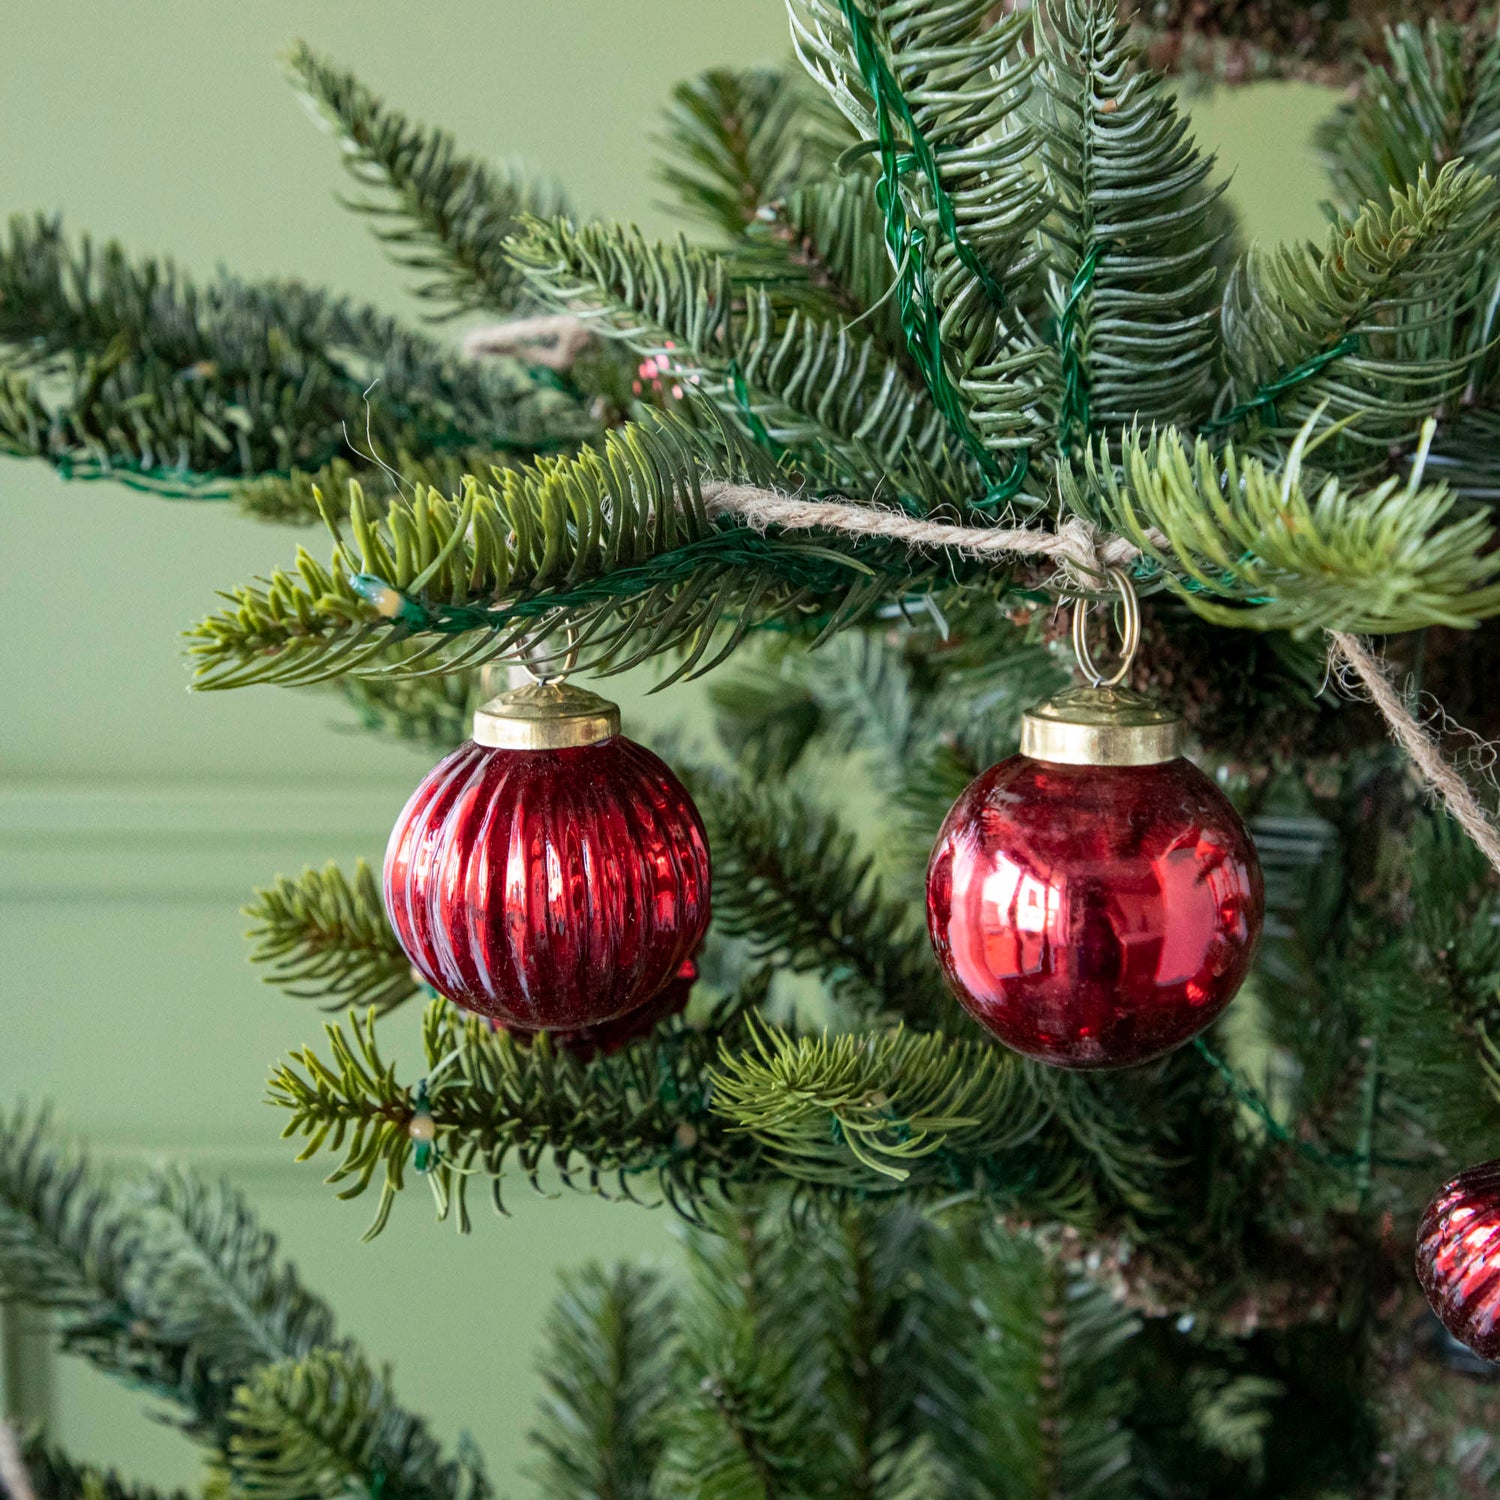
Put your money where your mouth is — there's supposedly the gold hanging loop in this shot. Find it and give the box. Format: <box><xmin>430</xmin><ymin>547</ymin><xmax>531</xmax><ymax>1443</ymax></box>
<box><xmin>517</xmin><ymin>620</ymin><xmax>580</xmax><ymax>686</ymax></box>
<box><xmin>472</xmin><ymin>618</ymin><xmax>619</xmax><ymax>750</ymax></box>
<box><xmin>1071</xmin><ymin>566</ymin><xmax>1140</xmax><ymax>689</ymax></box>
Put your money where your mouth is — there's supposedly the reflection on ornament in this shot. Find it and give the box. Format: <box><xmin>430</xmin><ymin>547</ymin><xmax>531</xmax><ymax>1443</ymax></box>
<box><xmin>1416</xmin><ymin>1158</ymin><xmax>1500</xmax><ymax>1363</ymax></box>
<box><xmin>497</xmin><ymin>954</ymin><xmax>700</xmax><ymax>1059</ymax></box>
<box><xmin>928</xmin><ymin>575</ymin><xmax>1263</xmax><ymax>1069</ymax></box>
<box><xmin>927</xmin><ymin>753</ymin><xmax>1262</xmax><ymax>1068</ymax></box>
<box><xmin>384</xmin><ymin>679</ymin><xmax>710</xmax><ymax>1032</ymax></box>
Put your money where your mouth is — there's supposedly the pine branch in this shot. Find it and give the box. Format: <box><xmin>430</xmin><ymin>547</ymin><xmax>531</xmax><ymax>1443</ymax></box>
<box><xmin>1421</xmin><ymin>405</ymin><xmax>1500</xmax><ymax>502</ymax></box>
<box><xmin>921</xmin><ymin>1226</ymin><xmax>1138</xmax><ymax>1500</ymax></box>
<box><xmin>19</xmin><ymin>1443</ymin><xmax>196</xmax><ymax>1500</ymax></box>
<box><xmin>696</xmin><ymin>773</ymin><xmax>950</xmax><ymax>1026</ymax></box>
<box><xmin>1216</xmin><ymin>162</ymin><xmax>1497</xmax><ymax>457</ymax></box>
<box><xmin>130</xmin><ymin>1170</ymin><xmax>341</xmax><ymax>1377</ymax></box>
<box><xmin>186</xmin><ymin>412</ymin><xmax>935</xmax><ymax>691</ymax></box>
<box><xmin>0</xmin><ymin>1110</ymin><xmax>218</xmax><ymax>1426</ymax></box>
<box><xmin>736</xmin><ymin>179</ymin><xmax>905</xmax><ymax>355</ymax></box>
<box><xmin>1037</xmin><ymin>0</ymin><xmax>1227</xmax><ymax>446</ymax></box>
<box><xmin>288</xmin><ymin>42</ymin><xmax>565</xmax><ymax>317</ymax></box>
<box><xmin>0</xmin><ymin>216</ymin><xmax>573</xmax><ymax>489</ymax></box>
<box><xmin>331</xmin><ymin>652</ymin><xmax>483</xmax><ymax>752</ymax></box>
<box><xmin>717</xmin><ymin>1017</ymin><xmax>1204</xmax><ymax>1223</ymax></box>
<box><xmin>526</xmin><ymin>1264</ymin><xmax>676</xmax><ymax>1500</ymax></box>
<box><xmin>266</xmin><ymin>996</ymin><xmax>1182</xmax><ymax>1230</ymax></box>
<box><xmin>787</xmin><ymin>0</ymin><xmax>1050</xmax><ymax>382</ymax></box>
<box><xmin>0</xmin><ymin>1113</ymin><xmax>348</xmax><ymax>1446</ymax></box>
<box><xmin>653</xmin><ymin>1205</ymin><xmax>830</xmax><ymax>1500</ymax></box>
<box><xmin>706</xmin><ymin>630</ymin><xmax>925</xmax><ymax>783</ymax></box>
<box><xmin>754</xmin><ymin>629</ymin><xmax>924</xmax><ymax>776</ymax></box>
<box><xmin>226</xmin><ymin>1348</ymin><xmax>487</xmax><ymax>1500</ymax></box>
<box><xmin>707</xmin><ymin>1019</ymin><xmax>1040</xmax><ymax>1189</ymax></box>
<box><xmin>231</xmin><ymin>447</ymin><xmax>528</xmax><ymax>527</ymax></box>
<box><xmin>1316</xmin><ymin>21</ymin><xmax>1500</xmax><ymax>214</ymax></box>
<box><xmin>1077</xmin><ymin>415</ymin><xmax>1500</xmax><ymax>632</ymax></box>
<box><xmin>0</xmin><ymin>1108</ymin><xmax>135</xmax><ymax>1316</ymax></box>
<box><xmin>1185</xmin><ymin>1371</ymin><xmax>1282</xmax><ymax>1481</ymax></box>
<box><xmin>1003</xmin><ymin>1</ymin><xmax>1495</xmax><ymax>89</ymax></box>
<box><xmin>821</xmin><ymin>607</ymin><xmax>1058</xmax><ymax>781</ymax></box>
<box><xmin>708</xmin><ymin>615</ymin><xmax>1062</xmax><ymax>800</ymax></box>
<box><xmin>245</xmin><ymin>861</ymin><xmax>419</xmax><ymax>1016</ymax></box>
<box><xmin>659</xmin><ymin>1201</ymin><xmax>954</xmax><ymax>1500</ymax></box>
<box><xmin>810</xmin><ymin>1208</ymin><xmax>949</xmax><ymax>1500</ymax></box>
<box><xmin>1345</xmin><ymin>815</ymin><xmax>1500</xmax><ymax>1164</ymax></box>
<box><xmin>0</xmin><ymin>1117</ymin><xmax>490</xmax><ymax>1498</ymax></box>
<box><xmin>267</xmin><ymin>999</ymin><xmax>767</xmax><ymax>1238</ymax></box>
<box><xmin>655</xmin><ymin>67</ymin><xmax>849</xmax><ymax>239</ymax></box>
<box><xmin>706</xmin><ymin>657</ymin><xmax>828</xmax><ymax>780</ymax></box>
<box><xmin>510</xmin><ymin>218</ymin><xmax>981</xmax><ymax>505</ymax></box>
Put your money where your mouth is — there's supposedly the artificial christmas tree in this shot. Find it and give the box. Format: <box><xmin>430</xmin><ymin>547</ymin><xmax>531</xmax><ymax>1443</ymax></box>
<box><xmin>4</xmin><ymin>1</ymin><xmax>1500</xmax><ymax>1495</ymax></box>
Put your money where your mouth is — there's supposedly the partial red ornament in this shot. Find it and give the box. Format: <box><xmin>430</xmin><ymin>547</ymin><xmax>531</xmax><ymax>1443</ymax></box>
<box><xmin>1416</xmin><ymin>1158</ymin><xmax>1500</xmax><ymax>1363</ymax></box>
<box><xmin>500</xmin><ymin>954</ymin><xmax>699</xmax><ymax>1059</ymax></box>
<box><xmin>926</xmin><ymin>686</ymin><xmax>1263</xmax><ymax>1069</ymax></box>
<box><xmin>384</xmin><ymin>680</ymin><xmax>710</xmax><ymax>1031</ymax></box>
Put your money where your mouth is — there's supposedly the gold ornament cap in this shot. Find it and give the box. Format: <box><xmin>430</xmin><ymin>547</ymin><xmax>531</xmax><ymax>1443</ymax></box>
<box><xmin>1021</xmin><ymin>684</ymin><xmax>1184</xmax><ymax>767</ymax></box>
<box><xmin>473</xmin><ymin>680</ymin><xmax>621</xmax><ymax>751</ymax></box>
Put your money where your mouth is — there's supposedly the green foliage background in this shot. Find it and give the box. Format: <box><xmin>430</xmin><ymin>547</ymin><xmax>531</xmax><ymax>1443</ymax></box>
<box><xmin>0</xmin><ymin>1</ymin><xmax>1333</xmax><ymax>1491</ymax></box>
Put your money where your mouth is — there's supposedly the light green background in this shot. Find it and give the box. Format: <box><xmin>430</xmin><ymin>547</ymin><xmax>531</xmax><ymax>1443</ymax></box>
<box><xmin>0</xmin><ymin>3</ymin><xmax>1333</xmax><ymax>1492</ymax></box>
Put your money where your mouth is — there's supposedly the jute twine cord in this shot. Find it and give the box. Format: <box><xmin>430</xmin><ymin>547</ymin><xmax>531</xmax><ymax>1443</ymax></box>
<box><xmin>444</xmin><ymin>332</ymin><xmax>1500</xmax><ymax>868</ymax></box>
<box><xmin>700</xmin><ymin>480</ymin><xmax>1500</xmax><ymax>875</ymax></box>
<box><xmin>1328</xmin><ymin>632</ymin><xmax>1500</xmax><ymax>873</ymax></box>
<box><xmin>701</xmin><ymin>483</ymin><xmax>1140</xmax><ymax>590</ymax></box>
<box><xmin>462</xmin><ymin>315</ymin><xmax>593</xmax><ymax>371</ymax></box>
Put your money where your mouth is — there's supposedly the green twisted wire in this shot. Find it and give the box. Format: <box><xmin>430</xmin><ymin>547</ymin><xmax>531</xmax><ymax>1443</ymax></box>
<box><xmin>1193</xmin><ymin>1037</ymin><xmax>1420</xmax><ymax>1174</ymax></box>
<box><xmin>837</xmin><ymin>0</ymin><xmax>1027</xmax><ymax>510</ymax></box>
<box><xmin>1202</xmin><ymin>334</ymin><xmax>1361</xmax><ymax>435</ymax></box>
<box><xmin>1056</xmin><ymin>242</ymin><xmax>1104</xmax><ymax>459</ymax></box>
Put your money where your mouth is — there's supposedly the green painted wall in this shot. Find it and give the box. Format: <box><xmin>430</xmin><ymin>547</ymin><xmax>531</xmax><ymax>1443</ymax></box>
<box><xmin>0</xmin><ymin>3</ymin><xmax>1335</xmax><ymax>1491</ymax></box>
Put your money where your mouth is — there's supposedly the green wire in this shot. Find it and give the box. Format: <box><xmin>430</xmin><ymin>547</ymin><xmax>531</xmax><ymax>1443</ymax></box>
<box><xmin>1056</xmin><ymin>242</ymin><xmax>1104</xmax><ymax>459</ymax></box>
<box><xmin>837</xmin><ymin>0</ymin><xmax>1027</xmax><ymax>511</ymax></box>
<box><xmin>1193</xmin><ymin>1036</ymin><xmax>1419</xmax><ymax>1175</ymax></box>
<box><xmin>1202</xmin><ymin>334</ymin><xmax>1361</xmax><ymax>434</ymax></box>
<box><xmin>726</xmin><ymin>358</ymin><xmax>790</xmax><ymax>463</ymax></box>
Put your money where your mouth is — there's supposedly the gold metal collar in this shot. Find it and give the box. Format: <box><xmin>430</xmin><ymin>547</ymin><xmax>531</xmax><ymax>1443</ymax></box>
<box><xmin>473</xmin><ymin>680</ymin><xmax>621</xmax><ymax>751</ymax></box>
<box><xmin>1021</xmin><ymin>684</ymin><xmax>1183</xmax><ymax>766</ymax></box>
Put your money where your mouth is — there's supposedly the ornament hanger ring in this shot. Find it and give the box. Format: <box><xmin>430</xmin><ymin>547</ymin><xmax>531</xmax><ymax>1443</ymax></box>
<box><xmin>1071</xmin><ymin>567</ymin><xmax>1140</xmax><ymax>688</ymax></box>
<box><xmin>517</xmin><ymin>621</ymin><xmax>580</xmax><ymax>686</ymax></box>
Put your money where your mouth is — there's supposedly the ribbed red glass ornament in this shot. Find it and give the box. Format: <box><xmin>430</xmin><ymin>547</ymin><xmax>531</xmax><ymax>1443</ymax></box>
<box><xmin>926</xmin><ymin>755</ymin><xmax>1263</xmax><ymax>1069</ymax></box>
<box><xmin>1416</xmin><ymin>1157</ymin><xmax>1500</xmax><ymax>1362</ymax></box>
<box><xmin>383</xmin><ymin>736</ymin><xmax>710</xmax><ymax>1030</ymax></box>
<box><xmin>500</xmin><ymin>954</ymin><xmax>699</xmax><ymax>1058</ymax></box>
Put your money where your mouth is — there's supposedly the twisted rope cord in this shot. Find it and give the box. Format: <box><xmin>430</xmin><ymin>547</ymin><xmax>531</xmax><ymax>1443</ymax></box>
<box><xmin>462</xmin><ymin>314</ymin><xmax>592</xmax><ymax>371</ymax></box>
<box><xmin>702</xmin><ymin>482</ymin><xmax>1136</xmax><ymax>586</ymax></box>
<box><xmin>700</xmin><ymin>481</ymin><xmax>1500</xmax><ymax>876</ymax></box>
<box><xmin>1328</xmin><ymin>631</ymin><xmax>1500</xmax><ymax>873</ymax></box>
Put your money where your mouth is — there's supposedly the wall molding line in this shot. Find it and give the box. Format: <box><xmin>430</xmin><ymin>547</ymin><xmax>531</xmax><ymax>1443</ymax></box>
<box><xmin>0</xmin><ymin>781</ymin><xmax>405</xmax><ymax>900</ymax></box>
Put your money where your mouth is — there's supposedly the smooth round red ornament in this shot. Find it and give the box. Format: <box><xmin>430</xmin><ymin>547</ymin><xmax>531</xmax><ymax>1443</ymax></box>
<box><xmin>926</xmin><ymin>755</ymin><xmax>1263</xmax><ymax>1069</ymax></box>
<box><xmin>1416</xmin><ymin>1157</ymin><xmax>1500</xmax><ymax>1362</ymax></box>
<box><xmin>384</xmin><ymin>736</ymin><xmax>710</xmax><ymax>1030</ymax></box>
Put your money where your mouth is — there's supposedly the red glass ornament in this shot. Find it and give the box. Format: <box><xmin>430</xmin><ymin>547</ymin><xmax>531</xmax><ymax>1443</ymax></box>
<box><xmin>500</xmin><ymin>954</ymin><xmax>699</xmax><ymax>1059</ymax></box>
<box><xmin>926</xmin><ymin>755</ymin><xmax>1263</xmax><ymax>1069</ymax></box>
<box><xmin>1416</xmin><ymin>1157</ymin><xmax>1500</xmax><ymax>1362</ymax></box>
<box><xmin>384</xmin><ymin>736</ymin><xmax>710</xmax><ymax>1030</ymax></box>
